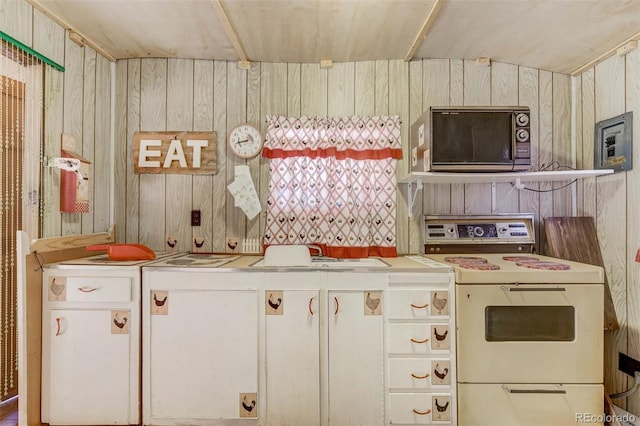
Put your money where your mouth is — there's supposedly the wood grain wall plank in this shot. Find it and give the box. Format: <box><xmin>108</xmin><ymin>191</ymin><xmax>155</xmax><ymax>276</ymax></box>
<box><xmin>328</xmin><ymin>62</ymin><xmax>355</xmax><ymax>116</ymax></box>
<box><xmin>166</xmin><ymin>58</ymin><xmax>194</xmax><ymax>252</ymax></box>
<box><xmin>552</xmin><ymin>73</ymin><xmax>573</xmax><ymax>216</ymax></box>
<box><xmin>192</xmin><ymin>60</ymin><xmax>214</xmax><ymax>252</ymax></box>
<box><xmin>463</xmin><ymin>59</ymin><xmax>491</xmax><ymax>214</ymax></box>
<box><xmin>287</xmin><ymin>63</ymin><xmax>301</xmax><ymax>116</ymax></box>
<box><xmin>246</xmin><ymin>62</ymin><xmax>262</xmax><ymax>244</ymax></box>
<box><xmin>573</xmin><ymin>75</ymin><xmax>584</xmax><ymax>215</ymax></box>
<box><xmin>375</xmin><ymin>60</ymin><xmax>389</xmax><ymax>115</ymax></box>
<box><xmin>139</xmin><ymin>58</ymin><xmax>167</xmax><ymax>250</ymax></box>
<box><xmin>80</xmin><ymin>48</ymin><xmax>96</xmax><ymax>234</ymax></box>
<box><xmin>32</xmin><ymin>9</ymin><xmax>64</xmax><ymax>66</ymax></box>
<box><xmin>94</xmin><ymin>54</ymin><xmax>111</xmax><ymax>233</ymax></box>
<box><xmin>212</xmin><ymin>61</ymin><xmax>227</xmax><ymax>252</ymax></box>
<box><xmin>61</xmin><ymin>37</ymin><xmax>85</xmax><ymax>235</ymax></box>
<box><xmin>580</xmin><ymin>68</ymin><xmax>597</xmax><ymax>218</ymax></box>
<box><xmin>595</xmin><ymin>55</ymin><xmax>628</xmax><ymax>399</ymax></box>
<box><xmin>225</xmin><ymin>62</ymin><xmax>247</xmax><ymax>252</ymax></box>
<box><xmin>491</xmin><ymin>62</ymin><xmax>519</xmax><ymax>214</ymax></box>
<box><xmin>355</xmin><ymin>61</ymin><xmax>375</xmax><ymax>116</ymax></box>
<box><xmin>625</xmin><ymin>46</ymin><xmax>640</xmax><ymax>415</ymax></box>
<box><xmin>538</xmin><ymin>70</ymin><xmax>553</xmax><ymax>253</ymax></box>
<box><xmin>301</xmin><ymin>63</ymin><xmax>327</xmax><ymax>116</ymax></box>
<box><xmin>114</xmin><ymin>60</ymin><xmax>128</xmax><ymax>242</ymax></box>
<box><xmin>449</xmin><ymin>59</ymin><xmax>465</xmax><ymax>214</ymax></box>
<box><xmin>125</xmin><ymin>59</ymin><xmax>141</xmax><ymax>244</ymax></box>
<box><xmin>390</xmin><ymin>59</ymin><xmax>409</xmax><ymax>254</ymax></box>
<box><xmin>0</xmin><ymin>0</ymin><xmax>32</xmax><ymax>46</ymax></box>
<box><xmin>408</xmin><ymin>60</ymin><xmax>423</xmax><ymax>254</ymax></box>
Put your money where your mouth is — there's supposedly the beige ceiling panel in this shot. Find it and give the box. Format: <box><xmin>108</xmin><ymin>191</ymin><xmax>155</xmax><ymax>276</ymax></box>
<box><xmin>413</xmin><ymin>0</ymin><xmax>640</xmax><ymax>74</ymax></box>
<box><xmin>31</xmin><ymin>0</ymin><xmax>237</xmax><ymax>60</ymax></box>
<box><xmin>221</xmin><ymin>0</ymin><xmax>436</xmax><ymax>63</ymax></box>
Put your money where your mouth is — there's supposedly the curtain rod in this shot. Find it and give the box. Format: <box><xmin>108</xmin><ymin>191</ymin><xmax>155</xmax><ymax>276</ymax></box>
<box><xmin>0</xmin><ymin>31</ymin><xmax>64</xmax><ymax>72</ymax></box>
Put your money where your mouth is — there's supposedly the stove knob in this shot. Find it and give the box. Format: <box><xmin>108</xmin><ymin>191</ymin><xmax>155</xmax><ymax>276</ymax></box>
<box><xmin>447</xmin><ymin>227</ymin><xmax>455</xmax><ymax>234</ymax></box>
<box><xmin>473</xmin><ymin>226</ymin><xmax>484</xmax><ymax>237</ymax></box>
<box><xmin>499</xmin><ymin>227</ymin><xmax>507</xmax><ymax>234</ymax></box>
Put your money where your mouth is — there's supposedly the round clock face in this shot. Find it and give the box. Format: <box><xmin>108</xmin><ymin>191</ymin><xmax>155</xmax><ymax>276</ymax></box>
<box><xmin>229</xmin><ymin>124</ymin><xmax>263</xmax><ymax>158</ymax></box>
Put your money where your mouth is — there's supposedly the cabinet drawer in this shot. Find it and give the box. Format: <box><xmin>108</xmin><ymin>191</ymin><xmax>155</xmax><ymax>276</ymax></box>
<box><xmin>388</xmin><ymin>290</ymin><xmax>450</xmax><ymax>319</ymax></box>
<box><xmin>457</xmin><ymin>383</ymin><xmax>603</xmax><ymax>426</ymax></box>
<box><xmin>389</xmin><ymin>324</ymin><xmax>451</xmax><ymax>354</ymax></box>
<box><xmin>389</xmin><ymin>359</ymin><xmax>452</xmax><ymax>389</ymax></box>
<box><xmin>47</xmin><ymin>276</ymin><xmax>132</xmax><ymax>303</ymax></box>
<box><xmin>389</xmin><ymin>393</ymin><xmax>452</xmax><ymax>424</ymax></box>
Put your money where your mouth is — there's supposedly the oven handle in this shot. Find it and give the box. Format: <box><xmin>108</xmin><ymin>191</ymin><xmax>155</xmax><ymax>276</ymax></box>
<box><xmin>501</xmin><ymin>285</ymin><xmax>566</xmax><ymax>292</ymax></box>
<box><xmin>502</xmin><ymin>385</ymin><xmax>566</xmax><ymax>394</ymax></box>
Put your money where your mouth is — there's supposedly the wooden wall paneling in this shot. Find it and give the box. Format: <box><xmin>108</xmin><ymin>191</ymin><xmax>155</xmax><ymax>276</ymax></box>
<box><xmin>573</xmin><ymin>75</ymin><xmax>584</xmax><ymax>215</ymax></box>
<box><xmin>287</xmin><ymin>63</ymin><xmax>301</xmax><ymax>116</ymax></box>
<box><xmin>407</xmin><ymin>60</ymin><xmax>422</xmax><ymax>254</ymax></box>
<box><xmin>32</xmin><ymin>9</ymin><xmax>65</xmax><ymax>67</ymax></box>
<box><xmin>354</xmin><ymin>61</ymin><xmax>375</xmax><ymax>116</ymax></box>
<box><xmin>301</xmin><ymin>63</ymin><xmax>327</xmax><ymax>116</ymax></box>
<box><xmin>80</xmin><ymin>48</ymin><xmax>96</xmax><ymax>234</ymax></box>
<box><xmin>166</xmin><ymin>59</ymin><xmax>194</xmax><ymax>252</ymax></box>
<box><xmin>225</xmin><ymin>62</ymin><xmax>247</xmax><ymax>252</ymax></box>
<box><xmin>192</xmin><ymin>60</ymin><xmax>215</xmax><ymax>252</ymax></box>
<box><xmin>375</xmin><ymin>60</ymin><xmax>389</xmax><ymax>115</ymax></box>
<box><xmin>114</xmin><ymin>60</ymin><xmax>127</xmax><ymax>243</ymax></box>
<box><xmin>260</xmin><ymin>63</ymin><xmax>287</xmax><ymax>250</ymax></box>
<box><xmin>139</xmin><ymin>58</ymin><xmax>167</xmax><ymax>251</ymax></box>
<box><xmin>389</xmin><ymin>59</ymin><xmax>409</xmax><ymax>254</ymax></box>
<box><xmin>0</xmin><ymin>0</ymin><xmax>32</xmax><ymax>46</ymax></box>
<box><xmin>537</xmin><ymin>70</ymin><xmax>553</xmax><ymax>253</ymax></box>
<box><xmin>491</xmin><ymin>62</ymin><xmax>519</xmax><ymax>214</ymax></box>
<box><xmin>246</xmin><ymin>62</ymin><xmax>262</xmax><ymax>244</ymax></box>
<box><xmin>93</xmin><ymin>55</ymin><xmax>112</xmax><ymax>232</ymax></box>
<box><xmin>463</xmin><ymin>59</ymin><xmax>491</xmax><ymax>214</ymax></box>
<box><xmin>595</xmin><ymin>55</ymin><xmax>628</xmax><ymax>399</ymax></box>
<box><xmin>423</xmin><ymin>59</ymin><xmax>451</xmax><ymax>217</ymax></box>
<box><xmin>551</xmin><ymin>73</ymin><xmax>573</xmax><ymax>216</ymax></box>
<box><xmin>580</xmin><ymin>68</ymin><xmax>597</xmax><ymax>218</ymax></box>
<box><xmin>211</xmin><ymin>61</ymin><xmax>227</xmax><ymax>252</ymax></box>
<box><xmin>61</xmin><ymin>37</ymin><xmax>84</xmax><ymax>235</ymax></box>
<box><xmin>449</xmin><ymin>59</ymin><xmax>465</xmax><ymax>214</ymax></box>
<box><xmin>42</xmin><ymin>62</ymin><xmax>64</xmax><ymax>237</ymax></box>
<box><xmin>625</xmin><ymin>46</ymin><xmax>640</xmax><ymax>414</ymax></box>
<box><xmin>517</xmin><ymin>66</ymin><xmax>541</xmax><ymax>245</ymax></box>
<box><xmin>327</xmin><ymin>62</ymin><xmax>355</xmax><ymax>116</ymax></box>
<box><xmin>125</xmin><ymin>59</ymin><xmax>141</xmax><ymax>244</ymax></box>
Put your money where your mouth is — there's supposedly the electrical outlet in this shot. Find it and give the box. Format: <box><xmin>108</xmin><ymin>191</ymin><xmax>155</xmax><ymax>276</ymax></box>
<box><xmin>619</xmin><ymin>352</ymin><xmax>640</xmax><ymax>377</ymax></box>
<box><xmin>191</xmin><ymin>210</ymin><xmax>201</xmax><ymax>226</ymax></box>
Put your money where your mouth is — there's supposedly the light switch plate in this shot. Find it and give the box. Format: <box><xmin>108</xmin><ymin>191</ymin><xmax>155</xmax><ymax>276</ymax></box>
<box><xmin>594</xmin><ymin>111</ymin><xmax>633</xmax><ymax>172</ymax></box>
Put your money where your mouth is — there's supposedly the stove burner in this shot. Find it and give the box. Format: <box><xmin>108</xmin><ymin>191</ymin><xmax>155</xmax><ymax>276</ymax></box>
<box><xmin>444</xmin><ymin>256</ymin><xmax>488</xmax><ymax>264</ymax></box>
<box><xmin>516</xmin><ymin>261</ymin><xmax>570</xmax><ymax>271</ymax></box>
<box><xmin>458</xmin><ymin>262</ymin><xmax>500</xmax><ymax>270</ymax></box>
<box><xmin>502</xmin><ymin>256</ymin><xmax>540</xmax><ymax>263</ymax></box>
<box><xmin>166</xmin><ymin>259</ymin><xmax>196</xmax><ymax>265</ymax></box>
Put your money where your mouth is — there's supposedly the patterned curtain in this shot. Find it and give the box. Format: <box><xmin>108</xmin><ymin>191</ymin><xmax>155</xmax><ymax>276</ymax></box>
<box><xmin>263</xmin><ymin>116</ymin><xmax>402</xmax><ymax>258</ymax></box>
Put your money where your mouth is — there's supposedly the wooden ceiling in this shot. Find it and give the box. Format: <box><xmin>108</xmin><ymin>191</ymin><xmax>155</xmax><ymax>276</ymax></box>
<box><xmin>28</xmin><ymin>0</ymin><xmax>640</xmax><ymax>74</ymax></box>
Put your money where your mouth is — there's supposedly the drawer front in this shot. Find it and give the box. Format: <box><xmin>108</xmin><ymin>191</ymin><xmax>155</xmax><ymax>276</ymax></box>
<box><xmin>388</xmin><ymin>290</ymin><xmax>450</xmax><ymax>319</ymax></box>
<box><xmin>389</xmin><ymin>359</ymin><xmax>452</xmax><ymax>389</ymax></box>
<box><xmin>389</xmin><ymin>324</ymin><xmax>451</xmax><ymax>354</ymax></box>
<box><xmin>457</xmin><ymin>383</ymin><xmax>604</xmax><ymax>426</ymax></box>
<box><xmin>389</xmin><ymin>393</ymin><xmax>452</xmax><ymax>424</ymax></box>
<box><xmin>47</xmin><ymin>276</ymin><xmax>132</xmax><ymax>303</ymax></box>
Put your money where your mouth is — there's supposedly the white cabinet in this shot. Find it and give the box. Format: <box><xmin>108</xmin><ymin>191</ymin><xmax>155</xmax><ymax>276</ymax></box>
<box><xmin>263</xmin><ymin>272</ymin><xmax>385</xmax><ymax>426</ymax></box>
<box><xmin>41</xmin><ymin>270</ymin><xmax>140</xmax><ymax>425</ymax></box>
<box><xmin>142</xmin><ymin>270</ymin><xmax>259</xmax><ymax>425</ymax></box>
<box><xmin>386</xmin><ymin>274</ymin><xmax>456</xmax><ymax>425</ymax></box>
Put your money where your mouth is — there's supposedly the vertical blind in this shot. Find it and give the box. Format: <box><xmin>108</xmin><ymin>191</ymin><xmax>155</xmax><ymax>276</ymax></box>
<box><xmin>0</xmin><ymin>33</ymin><xmax>63</xmax><ymax>402</ymax></box>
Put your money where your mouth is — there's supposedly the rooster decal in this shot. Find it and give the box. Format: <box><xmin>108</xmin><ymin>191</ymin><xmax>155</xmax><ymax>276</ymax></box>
<box><xmin>268</xmin><ymin>293</ymin><xmax>282</xmax><ymax>311</ymax></box>
<box><xmin>242</xmin><ymin>395</ymin><xmax>256</xmax><ymax>413</ymax></box>
<box><xmin>154</xmin><ymin>292</ymin><xmax>168</xmax><ymax>307</ymax></box>
<box><xmin>113</xmin><ymin>313</ymin><xmax>128</xmax><ymax>329</ymax></box>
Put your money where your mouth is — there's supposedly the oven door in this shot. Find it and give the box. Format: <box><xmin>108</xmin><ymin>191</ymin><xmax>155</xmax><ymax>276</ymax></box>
<box><xmin>456</xmin><ymin>284</ymin><xmax>603</xmax><ymax>383</ymax></box>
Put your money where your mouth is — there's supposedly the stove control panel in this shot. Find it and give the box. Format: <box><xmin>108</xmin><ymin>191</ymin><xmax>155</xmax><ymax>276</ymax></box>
<box><xmin>424</xmin><ymin>214</ymin><xmax>535</xmax><ymax>245</ymax></box>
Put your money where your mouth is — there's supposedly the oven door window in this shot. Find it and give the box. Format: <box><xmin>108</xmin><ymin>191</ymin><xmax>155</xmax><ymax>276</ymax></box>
<box><xmin>485</xmin><ymin>306</ymin><xmax>575</xmax><ymax>341</ymax></box>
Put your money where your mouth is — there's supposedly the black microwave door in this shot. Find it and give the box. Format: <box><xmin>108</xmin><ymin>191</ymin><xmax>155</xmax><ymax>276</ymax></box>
<box><xmin>432</xmin><ymin>112</ymin><xmax>512</xmax><ymax>164</ymax></box>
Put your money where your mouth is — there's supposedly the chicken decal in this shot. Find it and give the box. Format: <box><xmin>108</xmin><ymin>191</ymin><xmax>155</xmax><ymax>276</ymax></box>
<box><xmin>239</xmin><ymin>393</ymin><xmax>258</xmax><ymax>418</ymax></box>
<box><xmin>151</xmin><ymin>291</ymin><xmax>169</xmax><ymax>315</ymax></box>
<box><xmin>265</xmin><ymin>291</ymin><xmax>284</xmax><ymax>315</ymax></box>
<box><xmin>364</xmin><ymin>291</ymin><xmax>382</xmax><ymax>315</ymax></box>
<box><xmin>433</xmin><ymin>362</ymin><xmax>450</xmax><ymax>381</ymax></box>
<box><xmin>432</xmin><ymin>396</ymin><xmax>451</xmax><ymax>421</ymax></box>
<box><xmin>431</xmin><ymin>326</ymin><xmax>450</xmax><ymax>350</ymax></box>
<box><xmin>49</xmin><ymin>277</ymin><xmax>66</xmax><ymax>301</ymax></box>
<box><xmin>431</xmin><ymin>291</ymin><xmax>448</xmax><ymax>315</ymax></box>
<box><xmin>111</xmin><ymin>310</ymin><xmax>130</xmax><ymax>334</ymax></box>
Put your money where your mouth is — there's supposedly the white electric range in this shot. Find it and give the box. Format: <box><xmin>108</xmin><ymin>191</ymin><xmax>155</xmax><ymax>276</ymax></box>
<box><xmin>424</xmin><ymin>214</ymin><xmax>605</xmax><ymax>426</ymax></box>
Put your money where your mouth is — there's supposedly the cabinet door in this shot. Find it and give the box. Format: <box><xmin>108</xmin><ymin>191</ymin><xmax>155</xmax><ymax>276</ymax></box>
<box><xmin>328</xmin><ymin>290</ymin><xmax>384</xmax><ymax>426</ymax></box>
<box><xmin>147</xmin><ymin>289</ymin><xmax>258</xmax><ymax>420</ymax></box>
<box><xmin>47</xmin><ymin>309</ymin><xmax>131</xmax><ymax>424</ymax></box>
<box><xmin>265</xmin><ymin>289</ymin><xmax>320</xmax><ymax>425</ymax></box>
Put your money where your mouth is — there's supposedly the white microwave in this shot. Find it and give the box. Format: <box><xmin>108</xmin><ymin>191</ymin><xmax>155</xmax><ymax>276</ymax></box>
<box><xmin>410</xmin><ymin>106</ymin><xmax>531</xmax><ymax>172</ymax></box>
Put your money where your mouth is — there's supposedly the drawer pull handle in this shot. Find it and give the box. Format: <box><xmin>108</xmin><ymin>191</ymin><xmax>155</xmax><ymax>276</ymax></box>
<box><xmin>309</xmin><ymin>297</ymin><xmax>315</xmax><ymax>316</ymax></box>
<box><xmin>411</xmin><ymin>372</ymin><xmax>430</xmax><ymax>379</ymax></box>
<box><xmin>412</xmin><ymin>408</ymin><xmax>432</xmax><ymax>415</ymax></box>
<box><xmin>334</xmin><ymin>296</ymin><xmax>339</xmax><ymax>315</ymax></box>
<box><xmin>55</xmin><ymin>317</ymin><xmax>62</xmax><ymax>336</ymax></box>
<box><xmin>502</xmin><ymin>385</ymin><xmax>566</xmax><ymax>394</ymax></box>
<box><xmin>410</xmin><ymin>337</ymin><xmax>429</xmax><ymax>344</ymax></box>
<box><xmin>410</xmin><ymin>302</ymin><xmax>429</xmax><ymax>309</ymax></box>
<box><xmin>78</xmin><ymin>286</ymin><xmax>100</xmax><ymax>293</ymax></box>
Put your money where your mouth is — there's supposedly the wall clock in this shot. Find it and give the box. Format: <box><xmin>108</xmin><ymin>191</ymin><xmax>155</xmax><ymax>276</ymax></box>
<box><xmin>228</xmin><ymin>124</ymin><xmax>263</xmax><ymax>158</ymax></box>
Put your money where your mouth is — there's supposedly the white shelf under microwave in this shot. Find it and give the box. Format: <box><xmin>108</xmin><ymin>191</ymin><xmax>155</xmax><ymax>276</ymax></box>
<box><xmin>399</xmin><ymin>169</ymin><xmax>614</xmax><ymax>217</ymax></box>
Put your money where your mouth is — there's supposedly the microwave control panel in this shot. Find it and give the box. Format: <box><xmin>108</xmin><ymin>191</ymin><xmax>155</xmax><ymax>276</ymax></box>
<box><xmin>424</xmin><ymin>215</ymin><xmax>535</xmax><ymax>245</ymax></box>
